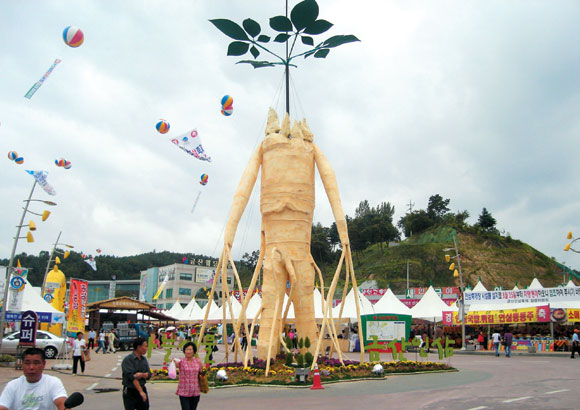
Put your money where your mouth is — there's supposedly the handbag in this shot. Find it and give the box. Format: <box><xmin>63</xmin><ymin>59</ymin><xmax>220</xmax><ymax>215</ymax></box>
<box><xmin>82</xmin><ymin>349</ymin><xmax>91</xmax><ymax>362</ymax></box>
<box><xmin>199</xmin><ymin>370</ymin><xmax>209</xmax><ymax>394</ymax></box>
<box><xmin>168</xmin><ymin>361</ymin><xmax>177</xmax><ymax>379</ymax></box>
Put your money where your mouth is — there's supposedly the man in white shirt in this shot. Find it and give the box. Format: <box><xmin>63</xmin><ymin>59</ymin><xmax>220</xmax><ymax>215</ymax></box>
<box><xmin>492</xmin><ymin>331</ymin><xmax>501</xmax><ymax>357</ymax></box>
<box><xmin>0</xmin><ymin>347</ymin><xmax>67</xmax><ymax>410</ymax></box>
<box><xmin>87</xmin><ymin>329</ymin><xmax>96</xmax><ymax>350</ymax></box>
<box><xmin>72</xmin><ymin>332</ymin><xmax>87</xmax><ymax>375</ymax></box>
<box><xmin>571</xmin><ymin>329</ymin><xmax>579</xmax><ymax>359</ymax></box>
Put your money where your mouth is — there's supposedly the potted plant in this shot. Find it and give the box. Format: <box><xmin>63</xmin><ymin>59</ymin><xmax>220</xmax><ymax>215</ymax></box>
<box><xmin>294</xmin><ymin>353</ymin><xmax>309</xmax><ymax>382</ymax></box>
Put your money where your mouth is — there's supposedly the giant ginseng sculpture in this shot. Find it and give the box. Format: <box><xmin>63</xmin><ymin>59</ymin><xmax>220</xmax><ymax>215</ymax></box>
<box><xmin>197</xmin><ymin>0</ymin><xmax>364</xmax><ymax>374</ymax></box>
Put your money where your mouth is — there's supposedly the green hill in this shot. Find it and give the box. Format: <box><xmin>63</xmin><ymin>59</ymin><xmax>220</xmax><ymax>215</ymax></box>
<box><xmin>343</xmin><ymin>226</ymin><xmax>573</xmax><ymax>294</ymax></box>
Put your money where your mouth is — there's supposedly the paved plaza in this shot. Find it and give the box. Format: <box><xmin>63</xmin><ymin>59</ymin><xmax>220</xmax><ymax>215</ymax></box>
<box><xmin>1</xmin><ymin>347</ymin><xmax>578</xmax><ymax>409</ymax></box>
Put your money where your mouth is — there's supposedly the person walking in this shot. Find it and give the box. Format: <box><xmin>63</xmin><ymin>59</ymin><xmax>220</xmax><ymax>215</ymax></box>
<box><xmin>492</xmin><ymin>330</ymin><xmax>501</xmax><ymax>356</ymax></box>
<box><xmin>121</xmin><ymin>337</ymin><xmax>152</xmax><ymax>410</ymax></box>
<box><xmin>72</xmin><ymin>332</ymin><xmax>87</xmax><ymax>376</ymax></box>
<box><xmin>477</xmin><ymin>331</ymin><xmax>485</xmax><ymax>350</ymax></box>
<box><xmin>570</xmin><ymin>329</ymin><xmax>579</xmax><ymax>358</ymax></box>
<box><xmin>108</xmin><ymin>330</ymin><xmax>117</xmax><ymax>353</ymax></box>
<box><xmin>87</xmin><ymin>328</ymin><xmax>96</xmax><ymax>350</ymax></box>
<box><xmin>503</xmin><ymin>329</ymin><xmax>513</xmax><ymax>358</ymax></box>
<box><xmin>95</xmin><ymin>330</ymin><xmax>106</xmax><ymax>354</ymax></box>
<box><xmin>241</xmin><ymin>331</ymin><xmax>248</xmax><ymax>351</ymax></box>
<box><xmin>0</xmin><ymin>347</ymin><xmax>67</xmax><ymax>410</ymax></box>
<box><xmin>173</xmin><ymin>342</ymin><xmax>203</xmax><ymax>410</ymax></box>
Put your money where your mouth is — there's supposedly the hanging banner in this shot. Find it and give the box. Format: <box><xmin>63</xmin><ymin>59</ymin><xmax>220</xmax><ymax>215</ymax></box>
<box><xmin>442</xmin><ymin>305</ymin><xmax>550</xmax><ymax>325</ymax></box>
<box><xmin>567</xmin><ymin>308</ymin><xmax>580</xmax><ymax>322</ymax></box>
<box><xmin>170</xmin><ymin>129</ymin><xmax>212</xmax><ymax>162</ymax></box>
<box><xmin>66</xmin><ymin>279</ymin><xmax>88</xmax><ymax>335</ymax></box>
<box><xmin>464</xmin><ymin>287</ymin><xmax>580</xmax><ymax>305</ymax></box>
<box><xmin>25</xmin><ymin>170</ymin><xmax>56</xmax><ymax>195</ymax></box>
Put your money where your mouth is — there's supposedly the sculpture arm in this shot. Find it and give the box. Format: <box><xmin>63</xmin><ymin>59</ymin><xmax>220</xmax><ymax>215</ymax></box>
<box><xmin>313</xmin><ymin>144</ymin><xmax>349</xmax><ymax>246</ymax></box>
<box><xmin>224</xmin><ymin>144</ymin><xmax>262</xmax><ymax>247</ymax></box>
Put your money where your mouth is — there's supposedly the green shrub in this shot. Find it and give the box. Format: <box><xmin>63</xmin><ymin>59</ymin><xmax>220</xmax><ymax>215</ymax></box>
<box><xmin>298</xmin><ymin>338</ymin><xmax>304</xmax><ymax>349</ymax></box>
<box><xmin>285</xmin><ymin>352</ymin><xmax>294</xmax><ymax>366</ymax></box>
<box><xmin>296</xmin><ymin>353</ymin><xmax>305</xmax><ymax>368</ymax></box>
<box><xmin>284</xmin><ymin>336</ymin><xmax>292</xmax><ymax>349</ymax></box>
<box><xmin>0</xmin><ymin>354</ymin><xmax>15</xmax><ymax>362</ymax></box>
<box><xmin>305</xmin><ymin>352</ymin><xmax>313</xmax><ymax>367</ymax></box>
<box><xmin>304</xmin><ymin>336</ymin><xmax>311</xmax><ymax>349</ymax></box>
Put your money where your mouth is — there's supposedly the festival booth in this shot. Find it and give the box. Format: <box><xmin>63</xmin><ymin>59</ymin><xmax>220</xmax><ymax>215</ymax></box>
<box><xmin>373</xmin><ymin>288</ymin><xmax>412</xmax><ymax>316</ymax></box>
<box><xmin>165</xmin><ymin>300</ymin><xmax>184</xmax><ymax>320</ymax></box>
<box><xmin>410</xmin><ymin>286</ymin><xmax>457</xmax><ymax>322</ymax></box>
<box><xmin>175</xmin><ymin>297</ymin><xmax>203</xmax><ymax>322</ymax></box>
<box><xmin>329</xmin><ymin>289</ymin><xmax>374</xmax><ymax>352</ymax></box>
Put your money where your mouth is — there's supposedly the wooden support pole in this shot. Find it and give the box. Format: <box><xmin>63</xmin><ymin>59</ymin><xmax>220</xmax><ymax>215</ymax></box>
<box><xmin>347</xmin><ymin>246</ymin><xmax>365</xmax><ymax>362</ymax></box>
<box><xmin>243</xmin><ymin>306</ymin><xmax>263</xmax><ymax>367</ymax></box>
<box><xmin>196</xmin><ymin>252</ymin><xmax>224</xmax><ymax>347</ymax></box>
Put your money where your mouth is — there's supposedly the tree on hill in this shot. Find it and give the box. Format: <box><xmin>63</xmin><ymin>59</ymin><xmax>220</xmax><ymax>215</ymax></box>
<box><xmin>477</xmin><ymin>207</ymin><xmax>498</xmax><ymax>233</ymax></box>
<box><xmin>427</xmin><ymin>194</ymin><xmax>451</xmax><ymax>221</ymax></box>
<box><xmin>397</xmin><ymin>210</ymin><xmax>433</xmax><ymax>237</ymax></box>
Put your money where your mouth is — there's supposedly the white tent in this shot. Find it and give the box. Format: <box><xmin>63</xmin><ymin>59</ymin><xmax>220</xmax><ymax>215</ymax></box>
<box><xmin>410</xmin><ymin>286</ymin><xmax>457</xmax><ymax>322</ymax></box>
<box><xmin>372</xmin><ymin>288</ymin><xmax>411</xmax><ymax>315</ymax></box>
<box><xmin>243</xmin><ymin>293</ymin><xmax>262</xmax><ymax>320</ymax></box>
<box><xmin>331</xmin><ymin>288</ymin><xmax>374</xmax><ymax>320</ymax></box>
<box><xmin>313</xmin><ymin>288</ymin><xmax>326</xmax><ymax>319</ymax></box>
<box><xmin>566</xmin><ymin>280</ymin><xmax>577</xmax><ymax>287</ymax></box>
<box><xmin>176</xmin><ymin>297</ymin><xmax>202</xmax><ymax>321</ymax></box>
<box><xmin>472</xmin><ymin>280</ymin><xmax>487</xmax><ymax>292</ymax></box>
<box><xmin>528</xmin><ymin>278</ymin><xmax>544</xmax><ymax>289</ymax></box>
<box><xmin>11</xmin><ymin>280</ymin><xmax>61</xmax><ymax>315</ymax></box>
<box><xmin>512</xmin><ymin>284</ymin><xmax>519</xmax><ymax>290</ymax></box>
<box><xmin>166</xmin><ymin>300</ymin><xmax>184</xmax><ymax>319</ymax></box>
<box><xmin>204</xmin><ymin>300</ymin><xmax>222</xmax><ymax>321</ymax></box>
<box><xmin>214</xmin><ymin>295</ymin><xmax>243</xmax><ymax>321</ymax></box>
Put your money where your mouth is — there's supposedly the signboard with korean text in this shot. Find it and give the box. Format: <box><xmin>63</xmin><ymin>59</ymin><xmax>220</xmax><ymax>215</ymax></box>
<box><xmin>567</xmin><ymin>308</ymin><xmax>580</xmax><ymax>322</ymax></box>
<box><xmin>66</xmin><ymin>279</ymin><xmax>88</xmax><ymax>336</ymax></box>
<box><xmin>406</xmin><ymin>287</ymin><xmax>460</xmax><ymax>299</ymax></box>
<box><xmin>361</xmin><ymin>314</ymin><xmax>411</xmax><ymax>343</ymax></box>
<box><xmin>19</xmin><ymin>310</ymin><xmax>38</xmax><ymax>346</ymax></box>
<box><xmin>401</xmin><ymin>298</ymin><xmax>457</xmax><ymax>308</ymax></box>
<box><xmin>442</xmin><ymin>305</ymin><xmax>550</xmax><ymax>325</ymax></box>
<box><xmin>464</xmin><ymin>287</ymin><xmax>580</xmax><ymax>305</ymax></box>
<box><xmin>195</xmin><ymin>268</ymin><xmax>215</xmax><ymax>283</ymax></box>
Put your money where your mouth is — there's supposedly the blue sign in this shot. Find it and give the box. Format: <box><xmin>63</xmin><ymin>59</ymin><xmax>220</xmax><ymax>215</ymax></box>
<box><xmin>5</xmin><ymin>312</ymin><xmax>52</xmax><ymax>323</ymax></box>
<box><xmin>19</xmin><ymin>310</ymin><xmax>38</xmax><ymax>346</ymax></box>
<box><xmin>10</xmin><ymin>276</ymin><xmax>24</xmax><ymax>290</ymax></box>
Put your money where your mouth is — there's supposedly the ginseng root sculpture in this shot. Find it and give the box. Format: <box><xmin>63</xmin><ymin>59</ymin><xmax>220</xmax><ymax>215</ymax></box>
<box><xmin>198</xmin><ymin>108</ymin><xmax>364</xmax><ymax>374</ymax></box>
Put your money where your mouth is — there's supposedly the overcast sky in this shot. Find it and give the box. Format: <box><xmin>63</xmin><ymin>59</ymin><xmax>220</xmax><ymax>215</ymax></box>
<box><xmin>1</xmin><ymin>1</ymin><xmax>579</xmax><ymax>273</ymax></box>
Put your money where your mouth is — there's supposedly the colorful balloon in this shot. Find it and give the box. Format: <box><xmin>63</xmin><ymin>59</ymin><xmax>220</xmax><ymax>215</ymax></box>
<box><xmin>200</xmin><ymin>173</ymin><xmax>208</xmax><ymax>186</ymax></box>
<box><xmin>15</xmin><ymin>157</ymin><xmax>24</xmax><ymax>164</ymax></box>
<box><xmin>7</xmin><ymin>151</ymin><xmax>18</xmax><ymax>161</ymax></box>
<box><xmin>221</xmin><ymin>107</ymin><xmax>233</xmax><ymax>116</ymax></box>
<box><xmin>64</xmin><ymin>161</ymin><xmax>72</xmax><ymax>169</ymax></box>
<box><xmin>63</xmin><ymin>26</ymin><xmax>84</xmax><ymax>48</ymax></box>
<box><xmin>96</xmin><ymin>248</ymin><xmax>101</xmax><ymax>254</ymax></box>
<box><xmin>156</xmin><ymin>119</ymin><xmax>170</xmax><ymax>134</ymax></box>
<box><xmin>221</xmin><ymin>95</ymin><xmax>233</xmax><ymax>108</ymax></box>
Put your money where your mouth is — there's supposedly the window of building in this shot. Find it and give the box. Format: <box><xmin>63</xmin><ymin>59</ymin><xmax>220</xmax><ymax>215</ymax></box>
<box><xmin>165</xmin><ymin>288</ymin><xmax>173</xmax><ymax>298</ymax></box>
<box><xmin>180</xmin><ymin>273</ymin><xmax>193</xmax><ymax>281</ymax></box>
<box><xmin>179</xmin><ymin>288</ymin><xmax>192</xmax><ymax>296</ymax></box>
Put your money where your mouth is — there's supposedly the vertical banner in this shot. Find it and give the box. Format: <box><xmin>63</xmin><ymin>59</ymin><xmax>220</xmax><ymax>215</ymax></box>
<box><xmin>19</xmin><ymin>311</ymin><xmax>38</xmax><ymax>346</ymax></box>
<box><xmin>67</xmin><ymin>279</ymin><xmax>88</xmax><ymax>335</ymax></box>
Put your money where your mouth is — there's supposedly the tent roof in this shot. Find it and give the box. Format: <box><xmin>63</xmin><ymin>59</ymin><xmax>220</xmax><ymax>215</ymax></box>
<box><xmin>166</xmin><ymin>300</ymin><xmax>184</xmax><ymax>318</ymax></box>
<box><xmin>14</xmin><ymin>280</ymin><xmax>61</xmax><ymax>314</ymax></box>
<box><xmin>372</xmin><ymin>288</ymin><xmax>411</xmax><ymax>315</ymax></box>
<box><xmin>176</xmin><ymin>297</ymin><xmax>202</xmax><ymax>321</ymax></box>
<box><xmin>472</xmin><ymin>280</ymin><xmax>487</xmax><ymax>292</ymax></box>
<box><xmin>87</xmin><ymin>296</ymin><xmax>156</xmax><ymax>311</ymax></box>
<box><xmin>566</xmin><ymin>280</ymin><xmax>577</xmax><ymax>287</ymax></box>
<box><xmin>410</xmin><ymin>286</ymin><xmax>457</xmax><ymax>321</ymax></box>
<box><xmin>332</xmin><ymin>288</ymin><xmax>374</xmax><ymax>320</ymax></box>
<box><xmin>528</xmin><ymin>278</ymin><xmax>544</xmax><ymax>289</ymax></box>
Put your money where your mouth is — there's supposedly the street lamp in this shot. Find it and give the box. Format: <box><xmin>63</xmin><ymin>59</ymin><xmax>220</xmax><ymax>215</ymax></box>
<box><xmin>41</xmin><ymin>231</ymin><xmax>74</xmax><ymax>294</ymax></box>
<box><xmin>564</xmin><ymin>231</ymin><xmax>580</xmax><ymax>253</ymax></box>
<box><xmin>0</xmin><ymin>180</ymin><xmax>56</xmax><ymax>348</ymax></box>
<box><xmin>443</xmin><ymin>232</ymin><xmax>466</xmax><ymax>350</ymax></box>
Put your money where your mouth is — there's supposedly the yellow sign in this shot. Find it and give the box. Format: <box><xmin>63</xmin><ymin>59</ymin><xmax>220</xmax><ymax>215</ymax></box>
<box><xmin>567</xmin><ymin>308</ymin><xmax>580</xmax><ymax>322</ymax></box>
<box><xmin>443</xmin><ymin>305</ymin><xmax>550</xmax><ymax>325</ymax></box>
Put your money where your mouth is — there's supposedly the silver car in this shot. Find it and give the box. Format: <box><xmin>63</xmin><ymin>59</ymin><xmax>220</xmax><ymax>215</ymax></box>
<box><xmin>1</xmin><ymin>330</ymin><xmax>66</xmax><ymax>359</ymax></box>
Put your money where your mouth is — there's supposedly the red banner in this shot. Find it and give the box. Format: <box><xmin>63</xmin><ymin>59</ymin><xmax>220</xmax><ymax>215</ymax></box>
<box><xmin>66</xmin><ymin>279</ymin><xmax>88</xmax><ymax>335</ymax></box>
<box><xmin>401</xmin><ymin>298</ymin><xmax>457</xmax><ymax>308</ymax></box>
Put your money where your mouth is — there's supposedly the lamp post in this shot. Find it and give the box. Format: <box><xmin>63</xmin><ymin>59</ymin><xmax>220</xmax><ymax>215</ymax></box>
<box><xmin>444</xmin><ymin>233</ymin><xmax>466</xmax><ymax>350</ymax></box>
<box><xmin>41</xmin><ymin>231</ymin><xmax>74</xmax><ymax>294</ymax></box>
<box><xmin>0</xmin><ymin>181</ymin><xmax>56</xmax><ymax>348</ymax></box>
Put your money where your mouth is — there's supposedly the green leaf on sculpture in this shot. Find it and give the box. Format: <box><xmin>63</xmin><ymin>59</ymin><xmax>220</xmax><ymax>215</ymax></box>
<box><xmin>257</xmin><ymin>34</ymin><xmax>271</xmax><ymax>43</ymax></box>
<box><xmin>243</xmin><ymin>18</ymin><xmax>261</xmax><ymax>38</ymax></box>
<box><xmin>274</xmin><ymin>33</ymin><xmax>291</xmax><ymax>43</ymax></box>
<box><xmin>270</xmin><ymin>15</ymin><xmax>293</xmax><ymax>32</ymax></box>
<box><xmin>290</xmin><ymin>0</ymin><xmax>319</xmax><ymax>31</ymax></box>
<box><xmin>301</xmin><ymin>35</ymin><xmax>314</xmax><ymax>46</ymax></box>
<box><xmin>227</xmin><ymin>41</ymin><xmax>250</xmax><ymax>56</ymax></box>
<box><xmin>250</xmin><ymin>45</ymin><xmax>259</xmax><ymax>59</ymax></box>
<box><xmin>304</xmin><ymin>49</ymin><xmax>317</xmax><ymax>59</ymax></box>
<box><xmin>322</xmin><ymin>34</ymin><xmax>360</xmax><ymax>48</ymax></box>
<box><xmin>209</xmin><ymin>19</ymin><xmax>249</xmax><ymax>41</ymax></box>
<box><xmin>303</xmin><ymin>19</ymin><xmax>333</xmax><ymax>35</ymax></box>
<box><xmin>237</xmin><ymin>60</ymin><xmax>277</xmax><ymax>69</ymax></box>
<box><xmin>313</xmin><ymin>48</ymin><xmax>329</xmax><ymax>58</ymax></box>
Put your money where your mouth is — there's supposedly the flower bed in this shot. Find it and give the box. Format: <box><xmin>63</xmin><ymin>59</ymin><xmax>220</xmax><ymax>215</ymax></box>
<box><xmin>150</xmin><ymin>356</ymin><xmax>455</xmax><ymax>386</ymax></box>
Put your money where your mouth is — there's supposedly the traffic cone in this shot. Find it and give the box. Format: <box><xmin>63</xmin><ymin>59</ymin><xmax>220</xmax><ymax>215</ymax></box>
<box><xmin>310</xmin><ymin>363</ymin><xmax>324</xmax><ymax>390</ymax></box>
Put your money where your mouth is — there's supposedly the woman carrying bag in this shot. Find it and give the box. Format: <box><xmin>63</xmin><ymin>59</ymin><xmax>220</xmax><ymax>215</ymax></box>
<box><xmin>173</xmin><ymin>342</ymin><xmax>206</xmax><ymax>410</ymax></box>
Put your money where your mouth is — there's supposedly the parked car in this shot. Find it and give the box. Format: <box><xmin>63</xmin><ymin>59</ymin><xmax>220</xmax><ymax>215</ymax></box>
<box><xmin>0</xmin><ymin>330</ymin><xmax>66</xmax><ymax>359</ymax></box>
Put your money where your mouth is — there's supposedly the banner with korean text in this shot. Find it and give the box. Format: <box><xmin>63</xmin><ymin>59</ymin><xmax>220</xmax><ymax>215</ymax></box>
<box><xmin>442</xmin><ymin>305</ymin><xmax>550</xmax><ymax>325</ymax></box>
<box><xmin>66</xmin><ymin>279</ymin><xmax>88</xmax><ymax>335</ymax></box>
<box><xmin>464</xmin><ymin>287</ymin><xmax>580</xmax><ymax>306</ymax></box>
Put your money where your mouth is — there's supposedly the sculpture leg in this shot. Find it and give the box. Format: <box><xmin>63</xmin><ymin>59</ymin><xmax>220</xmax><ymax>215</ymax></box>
<box><xmin>292</xmin><ymin>259</ymin><xmax>318</xmax><ymax>350</ymax></box>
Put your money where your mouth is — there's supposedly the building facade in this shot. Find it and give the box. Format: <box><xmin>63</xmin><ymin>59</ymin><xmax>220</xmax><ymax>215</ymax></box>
<box><xmin>139</xmin><ymin>261</ymin><xmax>234</xmax><ymax>310</ymax></box>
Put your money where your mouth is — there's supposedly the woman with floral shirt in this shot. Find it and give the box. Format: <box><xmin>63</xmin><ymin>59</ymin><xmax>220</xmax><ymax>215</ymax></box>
<box><xmin>173</xmin><ymin>342</ymin><xmax>203</xmax><ymax>410</ymax></box>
